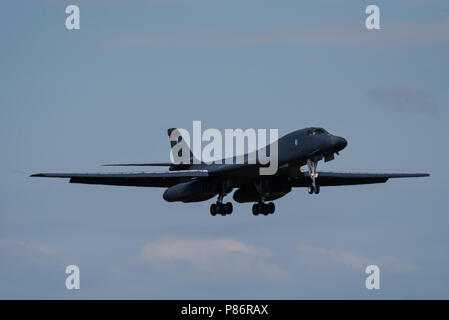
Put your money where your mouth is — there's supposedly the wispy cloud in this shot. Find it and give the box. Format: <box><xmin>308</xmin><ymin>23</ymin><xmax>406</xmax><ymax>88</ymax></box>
<box><xmin>138</xmin><ymin>237</ymin><xmax>289</xmax><ymax>280</ymax></box>
<box><xmin>296</xmin><ymin>244</ymin><xmax>419</xmax><ymax>274</ymax></box>
<box><xmin>0</xmin><ymin>238</ymin><xmax>72</xmax><ymax>267</ymax></box>
<box><xmin>99</xmin><ymin>19</ymin><xmax>449</xmax><ymax>49</ymax></box>
<box><xmin>366</xmin><ymin>85</ymin><xmax>438</xmax><ymax>115</ymax></box>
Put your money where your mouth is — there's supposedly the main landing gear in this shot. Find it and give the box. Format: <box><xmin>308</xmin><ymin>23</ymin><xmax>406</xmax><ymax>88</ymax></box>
<box><xmin>252</xmin><ymin>202</ymin><xmax>275</xmax><ymax>216</ymax></box>
<box><xmin>307</xmin><ymin>158</ymin><xmax>320</xmax><ymax>195</ymax></box>
<box><xmin>210</xmin><ymin>194</ymin><xmax>233</xmax><ymax>216</ymax></box>
<box><xmin>210</xmin><ymin>202</ymin><xmax>233</xmax><ymax>216</ymax></box>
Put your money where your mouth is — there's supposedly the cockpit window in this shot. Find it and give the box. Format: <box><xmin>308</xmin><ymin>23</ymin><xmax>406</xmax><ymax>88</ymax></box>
<box><xmin>307</xmin><ymin>128</ymin><xmax>328</xmax><ymax>136</ymax></box>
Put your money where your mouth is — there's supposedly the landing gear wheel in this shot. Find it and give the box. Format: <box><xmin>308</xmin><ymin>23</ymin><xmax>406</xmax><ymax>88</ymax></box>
<box><xmin>314</xmin><ymin>185</ymin><xmax>320</xmax><ymax>194</ymax></box>
<box><xmin>210</xmin><ymin>203</ymin><xmax>217</xmax><ymax>216</ymax></box>
<box><xmin>252</xmin><ymin>202</ymin><xmax>275</xmax><ymax>215</ymax></box>
<box><xmin>254</xmin><ymin>203</ymin><xmax>267</xmax><ymax>216</ymax></box>
<box><xmin>252</xmin><ymin>204</ymin><xmax>259</xmax><ymax>216</ymax></box>
<box><xmin>308</xmin><ymin>185</ymin><xmax>314</xmax><ymax>194</ymax></box>
<box><xmin>268</xmin><ymin>202</ymin><xmax>275</xmax><ymax>214</ymax></box>
<box><xmin>224</xmin><ymin>202</ymin><xmax>233</xmax><ymax>215</ymax></box>
<box><xmin>216</xmin><ymin>203</ymin><xmax>226</xmax><ymax>216</ymax></box>
<box><xmin>262</xmin><ymin>205</ymin><xmax>269</xmax><ymax>216</ymax></box>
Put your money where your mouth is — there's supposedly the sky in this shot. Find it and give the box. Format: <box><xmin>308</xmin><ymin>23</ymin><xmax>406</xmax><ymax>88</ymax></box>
<box><xmin>0</xmin><ymin>0</ymin><xmax>448</xmax><ymax>299</ymax></box>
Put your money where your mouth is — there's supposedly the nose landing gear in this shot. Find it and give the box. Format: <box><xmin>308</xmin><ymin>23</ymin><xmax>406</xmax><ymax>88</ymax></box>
<box><xmin>307</xmin><ymin>158</ymin><xmax>320</xmax><ymax>195</ymax></box>
<box><xmin>308</xmin><ymin>185</ymin><xmax>320</xmax><ymax>194</ymax></box>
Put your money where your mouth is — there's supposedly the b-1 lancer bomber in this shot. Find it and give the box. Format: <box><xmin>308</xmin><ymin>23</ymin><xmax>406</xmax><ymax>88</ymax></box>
<box><xmin>32</xmin><ymin>127</ymin><xmax>429</xmax><ymax>216</ymax></box>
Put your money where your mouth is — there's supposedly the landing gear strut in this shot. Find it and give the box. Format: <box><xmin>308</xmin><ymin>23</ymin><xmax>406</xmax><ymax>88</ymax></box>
<box><xmin>307</xmin><ymin>158</ymin><xmax>320</xmax><ymax>195</ymax></box>
<box><xmin>210</xmin><ymin>193</ymin><xmax>233</xmax><ymax>216</ymax></box>
<box><xmin>252</xmin><ymin>202</ymin><xmax>275</xmax><ymax>216</ymax></box>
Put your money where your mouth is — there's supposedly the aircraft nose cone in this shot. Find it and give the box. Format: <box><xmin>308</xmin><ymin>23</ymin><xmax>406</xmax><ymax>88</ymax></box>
<box><xmin>334</xmin><ymin>136</ymin><xmax>347</xmax><ymax>151</ymax></box>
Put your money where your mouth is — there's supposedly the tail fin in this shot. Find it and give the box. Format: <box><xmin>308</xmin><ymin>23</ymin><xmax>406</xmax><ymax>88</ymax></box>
<box><xmin>167</xmin><ymin>128</ymin><xmax>201</xmax><ymax>164</ymax></box>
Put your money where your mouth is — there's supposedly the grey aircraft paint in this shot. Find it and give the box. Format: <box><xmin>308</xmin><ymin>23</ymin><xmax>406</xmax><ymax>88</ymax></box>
<box><xmin>31</xmin><ymin>127</ymin><xmax>429</xmax><ymax>216</ymax></box>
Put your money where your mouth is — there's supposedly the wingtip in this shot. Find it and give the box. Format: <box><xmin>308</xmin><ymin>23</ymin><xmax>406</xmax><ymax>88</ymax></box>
<box><xmin>406</xmin><ymin>173</ymin><xmax>430</xmax><ymax>178</ymax></box>
<box><xmin>30</xmin><ymin>173</ymin><xmax>44</xmax><ymax>177</ymax></box>
<box><xmin>416</xmin><ymin>173</ymin><xmax>430</xmax><ymax>177</ymax></box>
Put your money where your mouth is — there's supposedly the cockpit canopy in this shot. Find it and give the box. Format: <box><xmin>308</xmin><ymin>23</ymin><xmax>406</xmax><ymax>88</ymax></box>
<box><xmin>307</xmin><ymin>127</ymin><xmax>328</xmax><ymax>136</ymax></box>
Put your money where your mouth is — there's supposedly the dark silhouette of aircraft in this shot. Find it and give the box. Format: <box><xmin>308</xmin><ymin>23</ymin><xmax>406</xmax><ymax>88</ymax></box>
<box><xmin>31</xmin><ymin>127</ymin><xmax>429</xmax><ymax>216</ymax></box>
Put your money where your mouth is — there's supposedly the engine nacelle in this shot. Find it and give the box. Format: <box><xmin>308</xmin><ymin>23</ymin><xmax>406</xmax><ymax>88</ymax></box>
<box><xmin>163</xmin><ymin>179</ymin><xmax>218</xmax><ymax>203</ymax></box>
<box><xmin>233</xmin><ymin>181</ymin><xmax>291</xmax><ymax>203</ymax></box>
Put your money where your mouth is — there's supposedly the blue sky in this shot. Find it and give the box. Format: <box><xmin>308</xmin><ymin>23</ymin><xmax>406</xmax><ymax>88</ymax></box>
<box><xmin>0</xmin><ymin>0</ymin><xmax>448</xmax><ymax>299</ymax></box>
